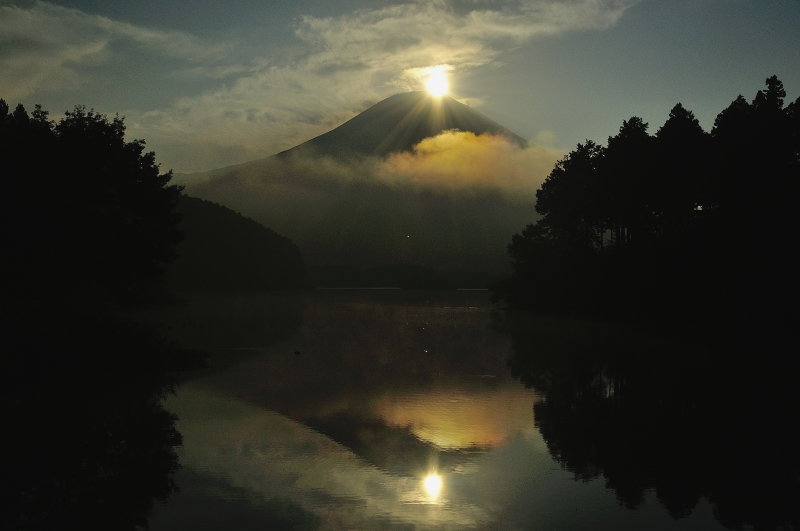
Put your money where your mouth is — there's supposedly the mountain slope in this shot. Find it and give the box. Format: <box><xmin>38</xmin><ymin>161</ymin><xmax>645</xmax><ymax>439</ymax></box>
<box><xmin>176</xmin><ymin>92</ymin><xmax>542</xmax><ymax>276</ymax></box>
<box><xmin>165</xmin><ymin>195</ymin><xmax>305</xmax><ymax>290</ymax></box>
<box><xmin>279</xmin><ymin>91</ymin><xmax>527</xmax><ymax>159</ymax></box>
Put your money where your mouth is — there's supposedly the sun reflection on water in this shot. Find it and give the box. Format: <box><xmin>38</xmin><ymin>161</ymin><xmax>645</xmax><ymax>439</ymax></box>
<box><xmin>424</xmin><ymin>473</ymin><xmax>442</xmax><ymax>498</ymax></box>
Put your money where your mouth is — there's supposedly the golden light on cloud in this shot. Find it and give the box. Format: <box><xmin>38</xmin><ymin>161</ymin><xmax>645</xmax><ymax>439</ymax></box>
<box><xmin>374</xmin><ymin>385</ymin><xmax>540</xmax><ymax>449</ymax></box>
<box><xmin>376</xmin><ymin>131</ymin><xmax>561</xmax><ymax>203</ymax></box>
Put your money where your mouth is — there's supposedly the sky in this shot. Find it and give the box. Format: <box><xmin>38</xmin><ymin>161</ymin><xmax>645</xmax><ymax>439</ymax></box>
<box><xmin>2</xmin><ymin>0</ymin><xmax>799</xmax><ymax>174</ymax></box>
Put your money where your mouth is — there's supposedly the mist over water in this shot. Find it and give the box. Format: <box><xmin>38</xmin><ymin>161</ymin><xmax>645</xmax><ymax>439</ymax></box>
<box><xmin>142</xmin><ymin>290</ymin><xmax>773</xmax><ymax>531</ymax></box>
<box><xmin>180</xmin><ymin>132</ymin><xmax>557</xmax><ymax>271</ymax></box>
<box><xmin>378</xmin><ymin>130</ymin><xmax>561</xmax><ymax>201</ymax></box>
<box><xmin>179</xmin><ymin>130</ymin><xmax>555</xmax><ymax>201</ymax></box>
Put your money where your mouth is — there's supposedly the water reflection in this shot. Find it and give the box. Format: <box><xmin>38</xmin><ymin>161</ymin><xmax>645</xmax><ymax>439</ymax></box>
<box><xmin>503</xmin><ymin>310</ymin><xmax>800</xmax><ymax>530</ymax></box>
<box><xmin>12</xmin><ymin>289</ymin><xmax>778</xmax><ymax>529</ymax></box>
<box><xmin>424</xmin><ymin>474</ymin><xmax>442</xmax><ymax>498</ymax></box>
<box><xmin>183</xmin><ymin>291</ymin><xmax>524</xmax><ymax>475</ymax></box>
<box><xmin>150</xmin><ymin>291</ymin><xmax>737</xmax><ymax>530</ymax></box>
<box><xmin>375</xmin><ymin>385</ymin><xmax>539</xmax><ymax>449</ymax></box>
<box><xmin>1</xmin><ymin>305</ymin><xmax>206</xmax><ymax>530</ymax></box>
<box><xmin>163</xmin><ymin>385</ymin><xmax>488</xmax><ymax>529</ymax></box>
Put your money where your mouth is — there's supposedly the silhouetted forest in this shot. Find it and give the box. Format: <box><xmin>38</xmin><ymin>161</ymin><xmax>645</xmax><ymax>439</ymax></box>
<box><xmin>0</xmin><ymin>101</ymin><xmax>183</xmax><ymax>304</ymax></box>
<box><xmin>165</xmin><ymin>195</ymin><xmax>305</xmax><ymax>291</ymax></box>
<box><xmin>495</xmin><ymin>76</ymin><xmax>799</xmax><ymax>346</ymax></box>
<box><xmin>0</xmin><ymin>101</ymin><xmax>206</xmax><ymax>530</ymax></box>
<box><xmin>0</xmin><ymin>98</ymin><xmax>312</xmax><ymax>528</ymax></box>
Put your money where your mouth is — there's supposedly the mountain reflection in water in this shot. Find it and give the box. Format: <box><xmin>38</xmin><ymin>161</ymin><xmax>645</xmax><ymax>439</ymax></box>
<box><xmin>140</xmin><ymin>289</ymin><xmax>796</xmax><ymax>531</ymax></box>
<box><xmin>374</xmin><ymin>386</ymin><xmax>539</xmax><ymax>450</ymax></box>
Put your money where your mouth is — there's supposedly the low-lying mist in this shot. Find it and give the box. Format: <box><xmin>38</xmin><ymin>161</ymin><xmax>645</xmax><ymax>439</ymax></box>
<box><xmin>378</xmin><ymin>131</ymin><xmax>560</xmax><ymax>201</ymax></box>
<box><xmin>181</xmin><ymin>132</ymin><xmax>558</xmax><ymax>272</ymax></box>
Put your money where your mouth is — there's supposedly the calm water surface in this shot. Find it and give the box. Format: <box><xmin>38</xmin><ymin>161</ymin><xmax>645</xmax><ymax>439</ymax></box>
<box><xmin>145</xmin><ymin>290</ymin><xmax>740</xmax><ymax>530</ymax></box>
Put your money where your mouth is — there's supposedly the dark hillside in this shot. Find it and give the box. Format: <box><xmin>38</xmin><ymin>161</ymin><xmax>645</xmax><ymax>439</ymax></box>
<box><xmin>165</xmin><ymin>195</ymin><xmax>305</xmax><ymax>291</ymax></box>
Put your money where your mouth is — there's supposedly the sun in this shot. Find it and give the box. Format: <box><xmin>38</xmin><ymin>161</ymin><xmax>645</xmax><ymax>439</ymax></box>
<box><xmin>425</xmin><ymin>71</ymin><xmax>449</xmax><ymax>97</ymax></box>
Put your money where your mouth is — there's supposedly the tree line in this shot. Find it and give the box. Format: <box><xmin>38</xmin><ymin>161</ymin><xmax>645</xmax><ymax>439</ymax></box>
<box><xmin>1</xmin><ymin>99</ymin><xmax>309</xmax><ymax>528</ymax></box>
<box><xmin>495</xmin><ymin>76</ymin><xmax>799</xmax><ymax>345</ymax></box>
<box><xmin>0</xmin><ymin>100</ymin><xmax>195</xmax><ymax>529</ymax></box>
<box><xmin>0</xmin><ymin>100</ymin><xmax>184</xmax><ymax>304</ymax></box>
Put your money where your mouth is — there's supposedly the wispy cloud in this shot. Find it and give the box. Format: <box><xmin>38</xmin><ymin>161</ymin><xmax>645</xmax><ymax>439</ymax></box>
<box><xmin>1</xmin><ymin>0</ymin><xmax>638</xmax><ymax>171</ymax></box>
<box><xmin>0</xmin><ymin>1</ymin><xmax>229</xmax><ymax>101</ymax></box>
<box><xmin>138</xmin><ymin>0</ymin><xmax>636</xmax><ymax>171</ymax></box>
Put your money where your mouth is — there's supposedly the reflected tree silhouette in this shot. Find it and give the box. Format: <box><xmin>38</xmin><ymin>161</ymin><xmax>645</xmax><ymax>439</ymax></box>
<box><xmin>1</xmin><ymin>306</ymin><xmax>206</xmax><ymax>530</ymax></box>
<box><xmin>495</xmin><ymin>76</ymin><xmax>800</xmax><ymax>528</ymax></box>
<box><xmin>500</xmin><ymin>311</ymin><xmax>800</xmax><ymax>530</ymax></box>
<box><xmin>0</xmin><ymin>100</ymin><xmax>202</xmax><ymax>530</ymax></box>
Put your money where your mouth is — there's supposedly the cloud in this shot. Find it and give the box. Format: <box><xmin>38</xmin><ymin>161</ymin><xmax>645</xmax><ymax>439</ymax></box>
<box><xmin>134</xmin><ymin>0</ymin><xmax>635</xmax><ymax>171</ymax></box>
<box><xmin>183</xmin><ymin>131</ymin><xmax>558</xmax><ymax>204</ymax></box>
<box><xmin>376</xmin><ymin>131</ymin><xmax>560</xmax><ymax>201</ymax></box>
<box><xmin>1</xmin><ymin>0</ymin><xmax>638</xmax><ymax>171</ymax></box>
<box><xmin>0</xmin><ymin>1</ymin><xmax>228</xmax><ymax>101</ymax></box>
<box><xmin>178</xmin><ymin>133</ymin><xmax>552</xmax><ymax>271</ymax></box>
<box><xmin>300</xmin><ymin>0</ymin><xmax>636</xmax><ymax>67</ymax></box>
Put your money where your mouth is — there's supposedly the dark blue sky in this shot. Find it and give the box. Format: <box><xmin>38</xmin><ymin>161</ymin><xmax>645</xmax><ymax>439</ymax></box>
<box><xmin>2</xmin><ymin>0</ymin><xmax>799</xmax><ymax>173</ymax></box>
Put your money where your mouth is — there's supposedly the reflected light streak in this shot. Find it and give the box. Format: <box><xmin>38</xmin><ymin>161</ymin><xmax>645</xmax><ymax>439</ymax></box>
<box><xmin>424</xmin><ymin>474</ymin><xmax>442</xmax><ymax>497</ymax></box>
<box><xmin>169</xmin><ymin>386</ymin><xmax>488</xmax><ymax>528</ymax></box>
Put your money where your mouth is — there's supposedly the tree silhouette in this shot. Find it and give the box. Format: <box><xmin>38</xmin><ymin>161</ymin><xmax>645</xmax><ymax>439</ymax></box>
<box><xmin>599</xmin><ymin>116</ymin><xmax>655</xmax><ymax>246</ymax></box>
<box><xmin>1</xmin><ymin>102</ymin><xmax>183</xmax><ymax>304</ymax></box>
<box><xmin>499</xmin><ymin>76</ymin><xmax>799</xmax><ymax>345</ymax></box>
<box><xmin>1</xmin><ymin>100</ymin><xmax>197</xmax><ymax>530</ymax></box>
<box><xmin>534</xmin><ymin>140</ymin><xmax>604</xmax><ymax>250</ymax></box>
<box><xmin>653</xmin><ymin>103</ymin><xmax>711</xmax><ymax>234</ymax></box>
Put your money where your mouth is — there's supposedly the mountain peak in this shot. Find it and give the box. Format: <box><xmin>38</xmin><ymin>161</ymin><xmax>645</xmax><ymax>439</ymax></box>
<box><xmin>279</xmin><ymin>91</ymin><xmax>527</xmax><ymax>159</ymax></box>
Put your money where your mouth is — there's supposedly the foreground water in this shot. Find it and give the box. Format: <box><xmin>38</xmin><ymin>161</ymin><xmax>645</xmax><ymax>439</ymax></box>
<box><xmin>138</xmin><ymin>290</ymin><xmax>792</xmax><ymax>530</ymax></box>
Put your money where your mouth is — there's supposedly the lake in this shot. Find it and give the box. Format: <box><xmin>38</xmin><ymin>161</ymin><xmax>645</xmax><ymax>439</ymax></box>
<box><xmin>137</xmin><ymin>289</ymin><xmax>796</xmax><ymax>531</ymax></box>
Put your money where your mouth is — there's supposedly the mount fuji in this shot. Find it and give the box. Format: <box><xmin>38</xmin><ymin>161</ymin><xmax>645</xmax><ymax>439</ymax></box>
<box><xmin>175</xmin><ymin>92</ymin><xmax>544</xmax><ymax>281</ymax></box>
